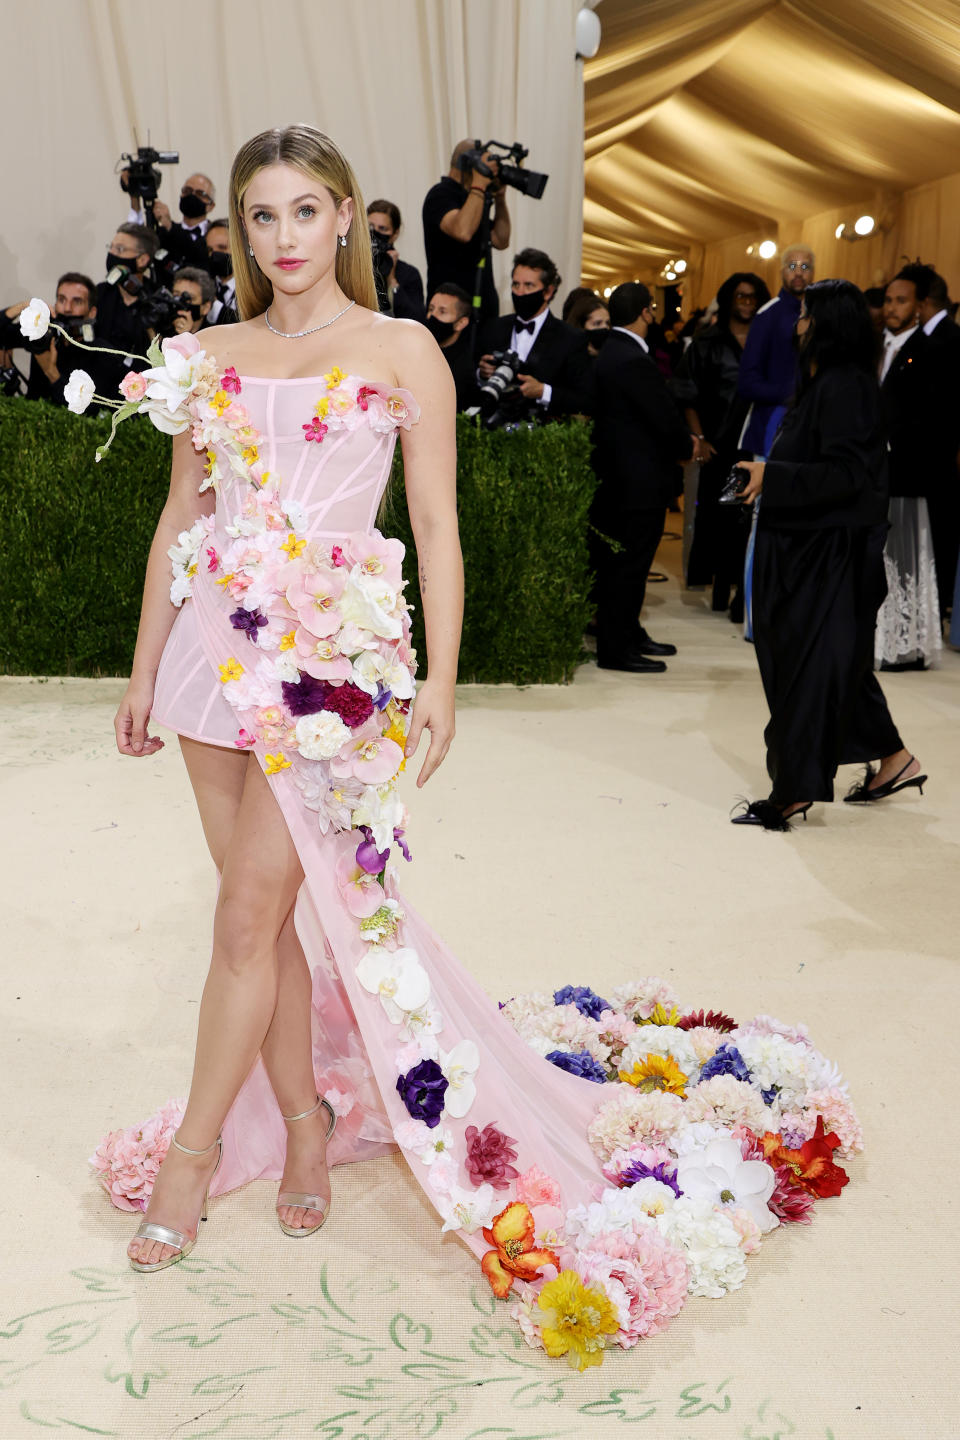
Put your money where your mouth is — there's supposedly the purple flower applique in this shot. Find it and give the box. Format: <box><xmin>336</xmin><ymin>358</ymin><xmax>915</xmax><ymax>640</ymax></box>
<box><xmin>553</xmin><ymin>985</ymin><xmax>611</xmax><ymax>1021</ymax></box>
<box><xmin>617</xmin><ymin>1158</ymin><xmax>682</xmax><ymax>1196</ymax></box>
<box><xmin>281</xmin><ymin>674</ymin><xmax>330</xmax><ymax>717</ymax></box>
<box><xmin>464</xmin><ymin>1122</ymin><xmax>520</xmax><ymax>1190</ymax></box>
<box><xmin>545</xmin><ymin>1050</ymin><xmax>608</xmax><ymax>1084</ymax></box>
<box><xmin>229</xmin><ymin>607</ymin><xmax>268</xmax><ymax>642</ymax></box>
<box><xmin>698</xmin><ymin>1044</ymin><xmax>752</xmax><ymax>1085</ymax></box>
<box><xmin>397</xmin><ymin>1059</ymin><xmax>448</xmax><ymax>1128</ymax></box>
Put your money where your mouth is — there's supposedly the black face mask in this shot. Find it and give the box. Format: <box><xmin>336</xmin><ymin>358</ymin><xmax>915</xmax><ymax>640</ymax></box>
<box><xmin>513</xmin><ymin>288</ymin><xmax>546</xmax><ymax>321</ymax></box>
<box><xmin>106</xmin><ymin>251</ymin><xmax>133</xmax><ymax>277</ymax></box>
<box><xmin>588</xmin><ymin>328</ymin><xmax>611</xmax><ymax>348</ymax></box>
<box><xmin>425</xmin><ymin>315</ymin><xmax>457</xmax><ymax>344</ymax></box>
<box><xmin>206</xmin><ymin>250</ymin><xmax>233</xmax><ymax>278</ymax></box>
<box><xmin>180</xmin><ymin>193</ymin><xmax>209</xmax><ymax>221</ymax></box>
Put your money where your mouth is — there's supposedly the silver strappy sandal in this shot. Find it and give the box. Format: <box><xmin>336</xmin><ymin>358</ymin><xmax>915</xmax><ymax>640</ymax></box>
<box><xmin>277</xmin><ymin>1095</ymin><xmax>337</xmax><ymax>1237</ymax></box>
<box><xmin>129</xmin><ymin>1131</ymin><xmax>223</xmax><ymax>1273</ymax></box>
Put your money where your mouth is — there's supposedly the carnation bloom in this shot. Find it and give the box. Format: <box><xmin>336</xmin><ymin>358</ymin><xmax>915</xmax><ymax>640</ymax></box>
<box><xmin>516</xmin><ymin>1165</ymin><xmax>562</xmax><ymax>1208</ymax></box>
<box><xmin>682</xmin><ymin>1075</ymin><xmax>772</xmax><ymax>1133</ymax></box>
<box><xmin>587</xmin><ymin>1088</ymin><xmax>686</xmax><ymax>1161</ymax></box>
<box><xmin>464</xmin><ymin>1122</ymin><xmax>520</xmax><ymax>1190</ymax></box>
<box><xmin>535</xmin><ymin>1270</ymin><xmax>620</xmax><ymax>1370</ymax></box>
<box><xmin>619</xmin><ymin>1053</ymin><xmax>689</xmax><ymax>1096</ymax></box>
<box><xmin>480</xmin><ymin>1202</ymin><xmax>560</xmax><ymax>1298</ymax></box>
<box><xmin>574</xmin><ymin>1226</ymin><xmax>688</xmax><ymax>1346</ymax></box>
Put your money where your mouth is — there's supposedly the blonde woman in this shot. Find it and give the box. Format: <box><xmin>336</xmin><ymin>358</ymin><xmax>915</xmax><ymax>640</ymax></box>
<box><xmin>117</xmin><ymin>126</ymin><xmax>603</xmax><ymax>1273</ymax></box>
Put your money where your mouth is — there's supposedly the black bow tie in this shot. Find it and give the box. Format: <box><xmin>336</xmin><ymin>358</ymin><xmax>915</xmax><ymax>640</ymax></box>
<box><xmin>515</xmin><ymin>319</ymin><xmax>536</xmax><ymax>335</ymax></box>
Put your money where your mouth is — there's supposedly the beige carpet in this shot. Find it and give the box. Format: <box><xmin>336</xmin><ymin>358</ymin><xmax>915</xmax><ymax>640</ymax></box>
<box><xmin>3</xmin><ymin>531</ymin><xmax>958</xmax><ymax>1440</ymax></box>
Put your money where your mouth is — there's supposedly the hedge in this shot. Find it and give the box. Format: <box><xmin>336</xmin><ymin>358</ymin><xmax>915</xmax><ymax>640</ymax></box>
<box><xmin>0</xmin><ymin>396</ymin><xmax>596</xmax><ymax>683</ymax></box>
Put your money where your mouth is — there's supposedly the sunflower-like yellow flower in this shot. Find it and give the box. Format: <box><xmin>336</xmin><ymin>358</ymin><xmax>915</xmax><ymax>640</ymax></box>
<box><xmin>279</xmin><ymin>630</ymin><xmax>297</xmax><ymax>651</ymax></box>
<box><xmin>218</xmin><ymin>657</ymin><xmax>244</xmax><ymax>685</ymax></box>
<box><xmin>210</xmin><ymin>389</ymin><xmax>231</xmax><ymax>416</ymax></box>
<box><xmin>324</xmin><ymin>365</ymin><xmax>347</xmax><ymax>389</ymax></box>
<box><xmin>639</xmin><ymin>1002</ymin><xmax>682</xmax><ymax>1027</ymax></box>
<box><xmin>281</xmin><ymin>533</ymin><xmax>306</xmax><ymax>558</ymax></box>
<box><xmin>264</xmin><ymin>752</ymin><xmax>291</xmax><ymax>775</ymax></box>
<box><xmin>536</xmin><ymin>1270</ymin><xmax>618</xmax><ymax>1372</ymax></box>
<box><xmin>618</xmin><ymin>1052</ymin><xmax>688</xmax><ymax>1096</ymax></box>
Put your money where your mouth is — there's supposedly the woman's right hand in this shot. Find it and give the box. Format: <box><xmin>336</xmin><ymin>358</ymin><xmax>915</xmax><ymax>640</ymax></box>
<box><xmin>115</xmin><ymin>679</ymin><xmax>165</xmax><ymax>757</ymax></box>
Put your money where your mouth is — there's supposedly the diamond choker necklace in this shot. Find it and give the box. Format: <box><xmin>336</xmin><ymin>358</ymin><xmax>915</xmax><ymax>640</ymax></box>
<box><xmin>264</xmin><ymin>299</ymin><xmax>356</xmax><ymax>338</ymax></box>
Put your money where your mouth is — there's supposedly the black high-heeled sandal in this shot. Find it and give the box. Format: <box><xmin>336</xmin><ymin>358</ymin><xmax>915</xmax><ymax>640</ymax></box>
<box><xmin>843</xmin><ymin>757</ymin><xmax>927</xmax><ymax>803</ymax></box>
<box><xmin>730</xmin><ymin>799</ymin><xmax>812</xmax><ymax>831</ymax></box>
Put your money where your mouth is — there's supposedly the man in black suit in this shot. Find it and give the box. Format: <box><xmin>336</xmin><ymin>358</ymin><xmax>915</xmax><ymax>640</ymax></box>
<box><xmin>146</xmin><ymin>172</ymin><xmax>218</xmax><ymax>271</ymax></box>
<box><xmin>590</xmin><ymin>282</ymin><xmax>694</xmax><ymax>673</ymax></box>
<box><xmin>896</xmin><ymin>263</ymin><xmax>960</xmax><ymax>615</ymax></box>
<box><xmin>475</xmin><ymin>247</ymin><xmax>595</xmax><ymax>420</ymax></box>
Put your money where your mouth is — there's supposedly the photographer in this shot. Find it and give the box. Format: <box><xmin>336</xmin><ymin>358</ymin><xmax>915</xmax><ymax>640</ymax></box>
<box><xmin>96</xmin><ymin>223</ymin><xmax>159</xmax><ymax>360</ymax></box>
<box><xmin>425</xmin><ymin>283</ymin><xmax>479</xmax><ymax>410</ymax></box>
<box><xmin>133</xmin><ymin>172</ymin><xmax>217</xmax><ymax>269</ymax></box>
<box><xmin>168</xmin><ymin>268</ymin><xmax>216</xmax><ymax>335</ymax></box>
<box><xmin>0</xmin><ymin>273</ymin><xmax>104</xmax><ymax>405</ymax></box>
<box><xmin>422</xmin><ymin>139</ymin><xmax>511</xmax><ymax>324</ymax></box>
<box><xmin>203</xmin><ymin>219</ymin><xmax>238</xmax><ymax>324</ymax></box>
<box><xmin>475</xmin><ymin>248</ymin><xmax>595</xmax><ymax>421</ymax></box>
<box><xmin>367</xmin><ymin>200</ymin><xmax>425</xmax><ymax>322</ymax></box>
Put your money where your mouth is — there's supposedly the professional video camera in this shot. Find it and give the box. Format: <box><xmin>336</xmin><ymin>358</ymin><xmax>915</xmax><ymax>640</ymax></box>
<box><xmin>478</xmin><ymin>348</ymin><xmax>536</xmax><ymax>431</ymax></box>
<box><xmin>118</xmin><ymin>145</ymin><xmax>179</xmax><ymax>228</ymax></box>
<box><xmin>457</xmin><ymin>141</ymin><xmax>548</xmax><ymax>200</ymax></box>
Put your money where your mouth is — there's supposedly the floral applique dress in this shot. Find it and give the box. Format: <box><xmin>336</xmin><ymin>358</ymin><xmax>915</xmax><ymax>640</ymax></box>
<box><xmin>91</xmin><ymin>335</ymin><xmax>860</xmax><ymax>1371</ymax></box>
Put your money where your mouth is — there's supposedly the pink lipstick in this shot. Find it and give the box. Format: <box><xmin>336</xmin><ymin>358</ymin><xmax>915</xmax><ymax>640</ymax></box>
<box><xmin>275</xmin><ymin>259</ymin><xmax>306</xmax><ymax>271</ymax></box>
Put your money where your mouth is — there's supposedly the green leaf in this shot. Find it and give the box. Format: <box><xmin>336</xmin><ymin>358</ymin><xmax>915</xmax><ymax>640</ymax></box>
<box><xmin>388</xmin><ymin>1313</ymin><xmax>432</xmax><ymax>1351</ymax></box>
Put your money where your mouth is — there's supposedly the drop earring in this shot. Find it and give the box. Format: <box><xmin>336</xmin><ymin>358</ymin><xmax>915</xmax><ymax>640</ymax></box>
<box><xmin>248</xmin><ymin>244</ymin><xmax>254</xmax><ymax>256</ymax></box>
<box><xmin>339</xmin><ymin>235</ymin><xmax>347</xmax><ymax>247</ymax></box>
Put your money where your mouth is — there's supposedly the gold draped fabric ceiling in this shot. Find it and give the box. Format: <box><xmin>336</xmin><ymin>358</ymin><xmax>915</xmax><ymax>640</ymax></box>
<box><xmin>583</xmin><ymin>0</ymin><xmax>960</xmax><ymax>306</ymax></box>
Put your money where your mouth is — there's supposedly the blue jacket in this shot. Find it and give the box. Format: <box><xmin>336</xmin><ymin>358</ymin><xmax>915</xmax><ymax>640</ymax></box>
<box><xmin>737</xmin><ymin>288</ymin><xmax>802</xmax><ymax>454</ymax></box>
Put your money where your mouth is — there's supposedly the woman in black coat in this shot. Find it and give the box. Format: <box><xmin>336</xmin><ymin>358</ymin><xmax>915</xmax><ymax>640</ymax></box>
<box><xmin>731</xmin><ymin>280</ymin><xmax>926</xmax><ymax>829</ymax></box>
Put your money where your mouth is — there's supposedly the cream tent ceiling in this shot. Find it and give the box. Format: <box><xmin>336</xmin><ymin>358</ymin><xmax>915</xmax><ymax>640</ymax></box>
<box><xmin>582</xmin><ymin>0</ymin><xmax>960</xmax><ymax>288</ymax></box>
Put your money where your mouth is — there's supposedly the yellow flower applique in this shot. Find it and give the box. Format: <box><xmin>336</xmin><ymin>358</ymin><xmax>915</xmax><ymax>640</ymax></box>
<box><xmin>215</xmin><ymin>572</ymin><xmax>236</xmax><ymax>588</ymax></box>
<box><xmin>218</xmin><ymin>657</ymin><xmax>244</xmax><ymax>684</ymax></box>
<box><xmin>281</xmin><ymin>534</ymin><xmax>307</xmax><ymax>558</ymax></box>
<box><xmin>211</xmin><ymin>389</ymin><xmax>231</xmax><ymax>416</ymax></box>
<box><xmin>264</xmin><ymin>752</ymin><xmax>291</xmax><ymax>775</ymax></box>
<box><xmin>279</xmin><ymin>630</ymin><xmax>298</xmax><ymax>651</ymax></box>
<box><xmin>242</xmin><ymin>444</ymin><xmax>260</xmax><ymax>466</ymax></box>
<box><xmin>324</xmin><ymin>365</ymin><xmax>347</xmax><ymax>389</ymax></box>
<box><xmin>314</xmin><ymin>396</ymin><xmax>330</xmax><ymax>419</ymax></box>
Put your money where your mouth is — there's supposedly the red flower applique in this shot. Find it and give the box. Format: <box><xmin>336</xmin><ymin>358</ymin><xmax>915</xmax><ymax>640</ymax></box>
<box><xmin>331</xmin><ymin>545</ymin><xmax>346</xmax><ymax>566</ymax></box>
<box><xmin>356</xmin><ymin>385</ymin><xmax>376</xmax><ymax>412</ymax></box>
<box><xmin>677</xmin><ymin>1009</ymin><xmax>737</xmax><ymax>1032</ymax></box>
<box><xmin>760</xmin><ymin>1116</ymin><xmax>849</xmax><ymax>1198</ymax></box>
<box><xmin>465</xmin><ymin>1123</ymin><xmax>520</xmax><ymax>1191</ymax></box>
<box><xmin>303</xmin><ymin>417</ymin><xmax>328</xmax><ymax>443</ymax></box>
<box><xmin>221</xmin><ymin>367</ymin><xmax>242</xmax><ymax>394</ymax></box>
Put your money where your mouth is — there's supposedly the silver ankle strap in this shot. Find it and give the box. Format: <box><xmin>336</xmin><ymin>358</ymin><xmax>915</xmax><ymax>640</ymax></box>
<box><xmin>282</xmin><ymin>1095</ymin><xmax>337</xmax><ymax>1138</ymax></box>
<box><xmin>171</xmin><ymin>1131</ymin><xmax>222</xmax><ymax>1157</ymax></box>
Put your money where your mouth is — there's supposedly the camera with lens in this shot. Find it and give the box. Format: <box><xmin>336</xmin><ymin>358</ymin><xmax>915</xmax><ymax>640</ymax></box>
<box><xmin>479</xmin><ymin>348</ymin><xmax>534</xmax><ymax>430</ymax></box>
<box><xmin>718</xmin><ymin>466</ymin><xmax>749</xmax><ymax>504</ymax></box>
<box><xmin>458</xmin><ymin>140</ymin><xmax>548</xmax><ymax>200</ymax></box>
<box><xmin>138</xmin><ymin>286</ymin><xmax>191</xmax><ymax>336</ymax></box>
<box><xmin>119</xmin><ymin>145</ymin><xmax>179</xmax><ymax>226</ymax></box>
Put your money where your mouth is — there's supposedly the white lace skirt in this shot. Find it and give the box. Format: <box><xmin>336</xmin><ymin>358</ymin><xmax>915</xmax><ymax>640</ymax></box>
<box><xmin>874</xmin><ymin>497</ymin><xmax>942</xmax><ymax>667</ymax></box>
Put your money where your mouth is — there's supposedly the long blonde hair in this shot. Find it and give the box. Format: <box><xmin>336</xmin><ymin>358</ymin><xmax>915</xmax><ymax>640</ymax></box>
<box><xmin>228</xmin><ymin>125</ymin><xmax>379</xmax><ymax>320</ymax></box>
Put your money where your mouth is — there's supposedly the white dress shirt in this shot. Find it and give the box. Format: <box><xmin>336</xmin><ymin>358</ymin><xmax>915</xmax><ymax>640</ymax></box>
<box><xmin>510</xmin><ymin>306</ymin><xmax>552</xmax><ymax>407</ymax></box>
<box><xmin>880</xmin><ymin>323</ymin><xmax>918</xmax><ymax>383</ymax></box>
<box><xmin>923</xmin><ymin>308</ymin><xmax>948</xmax><ymax>336</ymax></box>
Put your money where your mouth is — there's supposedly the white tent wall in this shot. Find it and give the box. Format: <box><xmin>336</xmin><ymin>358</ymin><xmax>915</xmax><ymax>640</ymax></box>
<box><xmin>1</xmin><ymin>0</ymin><xmax>583</xmax><ymax>318</ymax></box>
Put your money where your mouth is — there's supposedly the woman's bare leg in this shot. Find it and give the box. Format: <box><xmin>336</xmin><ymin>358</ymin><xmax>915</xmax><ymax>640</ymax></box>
<box><xmin>128</xmin><ymin>739</ymin><xmax>304</xmax><ymax>1266</ymax></box>
<box><xmin>261</xmin><ymin>912</ymin><xmax>333</xmax><ymax>1231</ymax></box>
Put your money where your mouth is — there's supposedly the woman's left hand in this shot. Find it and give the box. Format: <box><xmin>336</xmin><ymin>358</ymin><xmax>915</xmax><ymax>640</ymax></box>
<box><xmin>404</xmin><ymin>678</ymin><xmax>456</xmax><ymax>787</ymax></box>
<box><xmin>738</xmin><ymin>460</ymin><xmax>765</xmax><ymax>504</ymax></box>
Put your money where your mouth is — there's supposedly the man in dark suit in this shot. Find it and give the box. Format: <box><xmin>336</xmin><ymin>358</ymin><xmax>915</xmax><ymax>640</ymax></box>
<box><xmin>475</xmin><ymin>247</ymin><xmax>595</xmax><ymax>419</ymax></box>
<box><xmin>896</xmin><ymin>263</ymin><xmax>960</xmax><ymax>615</ymax></box>
<box><xmin>591</xmin><ymin>282</ymin><xmax>694</xmax><ymax>672</ymax></box>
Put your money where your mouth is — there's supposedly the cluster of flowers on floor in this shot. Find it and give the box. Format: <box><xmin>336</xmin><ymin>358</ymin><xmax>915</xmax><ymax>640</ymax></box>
<box><xmin>483</xmin><ymin>979</ymin><xmax>861</xmax><ymax>1368</ymax></box>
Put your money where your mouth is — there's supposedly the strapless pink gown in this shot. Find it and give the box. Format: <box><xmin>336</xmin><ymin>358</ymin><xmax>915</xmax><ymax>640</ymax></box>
<box><xmin>150</xmin><ymin>371</ymin><xmax>604</xmax><ymax>1269</ymax></box>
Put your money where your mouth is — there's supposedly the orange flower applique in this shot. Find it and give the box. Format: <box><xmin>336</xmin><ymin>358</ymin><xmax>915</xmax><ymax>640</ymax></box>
<box><xmin>760</xmin><ymin>1116</ymin><xmax>849</xmax><ymax>1198</ymax></box>
<box><xmin>480</xmin><ymin>1201</ymin><xmax>559</xmax><ymax>1299</ymax></box>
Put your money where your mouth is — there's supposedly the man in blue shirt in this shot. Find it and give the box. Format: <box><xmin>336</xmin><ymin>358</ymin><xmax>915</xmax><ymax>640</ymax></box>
<box><xmin>739</xmin><ymin>244</ymin><xmax>815</xmax><ymax>455</ymax></box>
<box><xmin>737</xmin><ymin>244</ymin><xmax>815</xmax><ymax>635</ymax></box>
